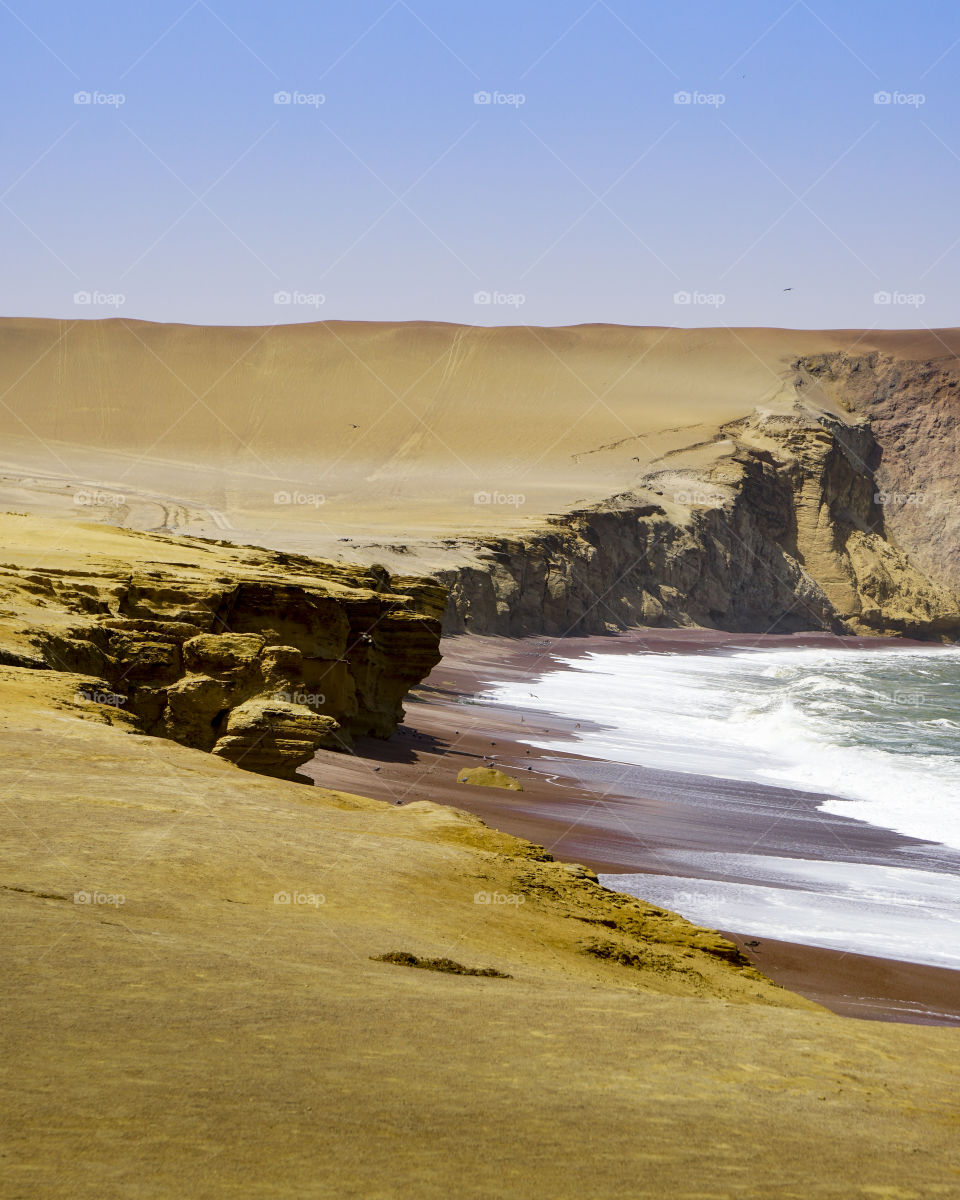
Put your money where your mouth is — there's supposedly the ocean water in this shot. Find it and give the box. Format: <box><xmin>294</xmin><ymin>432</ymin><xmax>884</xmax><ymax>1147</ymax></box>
<box><xmin>484</xmin><ymin>644</ymin><xmax>960</xmax><ymax>967</ymax></box>
<box><xmin>602</xmin><ymin>853</ymin><xmax>960</xmax><ymax>970</ymax></box>
<box><xmin>487</xmin><ymin>645</ymin><xmax>960</xmax><ymax>852</ymax></box>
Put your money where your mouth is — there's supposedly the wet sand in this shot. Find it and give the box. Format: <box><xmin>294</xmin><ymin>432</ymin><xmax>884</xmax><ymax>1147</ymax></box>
<box><xmin>305</xmin><ymin>630</ymin><xmax>960</xmax><ymax>1026</ymax></box>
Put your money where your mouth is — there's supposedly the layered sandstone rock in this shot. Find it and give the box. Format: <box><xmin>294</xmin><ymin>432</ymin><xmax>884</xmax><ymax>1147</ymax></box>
<box><xmin>438</xmin><ymin>402</ymin><xmax>960</xmax><ymax>639</ymax></box>
<box><xmin>211</xmin><ymin>698</ymin><xmax>341</xmax><ymax>777</ymax></box>
<box><xmin>796</xmin><ymin>349</ymin><xmax>960</xmax><ymax>598</ymax></box>
<box><xmin>0</xmin><ymin>516</ymin><xmax>444</xmax><ymax>779</ymax></box>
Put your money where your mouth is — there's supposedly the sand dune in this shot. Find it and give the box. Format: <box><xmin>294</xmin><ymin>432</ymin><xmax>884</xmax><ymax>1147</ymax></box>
<box><xmin>3</xmin><ymin>317</ymin><xmax>959</xmax><ymax>557</ymax></box>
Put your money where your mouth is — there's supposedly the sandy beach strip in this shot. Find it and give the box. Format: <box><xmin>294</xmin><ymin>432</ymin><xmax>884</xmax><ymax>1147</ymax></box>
<box><xmin>305</xmin><ymin>631</ymin><xmax>960</xmax><ymax>1026</ymax></box>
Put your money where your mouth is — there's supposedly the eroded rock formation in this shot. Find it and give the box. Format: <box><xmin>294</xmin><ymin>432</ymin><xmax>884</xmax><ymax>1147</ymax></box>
<box><xmin>438</xmin><ymin>399</ymin><xmax>960</xmax><ymax>639</ymax></box>
<box><xmin>797</xmin><ymin>350</ymin><xmax>960</xmax><ymax>596</ymax></box>
<box><xmin>0</xmin><ymin>522</ymin><xmax>444</xmax><ymax>779</ymax></box>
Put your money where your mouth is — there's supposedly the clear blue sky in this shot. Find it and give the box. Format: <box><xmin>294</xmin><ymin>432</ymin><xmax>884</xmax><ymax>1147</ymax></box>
<box><xmin>2</xmin><ymin>0</ymin><xmax>958</xmax><ymax>328</ymax></box>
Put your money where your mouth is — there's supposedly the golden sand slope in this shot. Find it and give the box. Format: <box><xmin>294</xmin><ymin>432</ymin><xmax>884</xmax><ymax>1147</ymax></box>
<box><xmin>3</xmin><ymin>317</ymin><xmax>960</xmax><ymax>563</ymax></box>
<box><xmin>3</xmin><ymin>665</ymin><xmax>960</xmax><ymax>1198</ymax></box>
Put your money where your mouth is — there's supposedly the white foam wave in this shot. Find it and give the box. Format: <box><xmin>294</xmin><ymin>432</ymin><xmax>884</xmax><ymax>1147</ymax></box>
<box><xmin>485</xmin><ymin>645</ymin><xmax>960</xmax><ymax>851</ymax></box>
<box><xmin>601</xmin><ymin>854</ymin><xmax>960</xmax><ymax>969</ymax></box>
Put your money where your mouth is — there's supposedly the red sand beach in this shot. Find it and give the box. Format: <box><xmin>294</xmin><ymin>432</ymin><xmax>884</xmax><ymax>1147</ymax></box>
<box><xmin>306</xmin><ymin>630</ymin><xmax>960</xmax><ymax>1027</ymax></box>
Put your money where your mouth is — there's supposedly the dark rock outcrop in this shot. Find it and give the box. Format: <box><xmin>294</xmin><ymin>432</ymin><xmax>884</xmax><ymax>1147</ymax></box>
<box><xmin>797</xmin><ymin>350</ymin><xmax>960</xmax><ymax>597</ymax></box>
<box><xmin>437</xmin><ymin>404</ymin><xmax>960</xmax><ymax>640</ymax></box>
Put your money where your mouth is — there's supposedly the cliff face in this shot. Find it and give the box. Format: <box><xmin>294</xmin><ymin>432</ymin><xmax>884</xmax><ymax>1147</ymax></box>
<box><xmin>438</xmin><ymin>401</ymin><xmax>960</xmax><ymax>640</ymax></box>
<box><xmin>0</xmin><ymin>519</ymin><xmax>444</xmax><ymax>779</ymax></box>
<box><xmin>797</xmin><ymin>350</ymin><xmax>960</xmax><ymax>598</ymax></box>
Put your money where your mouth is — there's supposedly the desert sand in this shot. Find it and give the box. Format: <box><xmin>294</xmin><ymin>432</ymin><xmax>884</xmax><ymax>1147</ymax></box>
<box><xmin>1</xmin><ymin>316</ymin><xmax>958</xmax><ymax>567</ymax></box>
<box><xmin>307</xmin><ymin>629</ymin><xmax>960</xmax><ymax>1026</ymax></box>
<box><xmin>4</xmin><ymin>321</ymin><xmax>960</xmax><ymax>1197</ymax></box>
<box><xmin>4</xmin><ymin>663</ymin><xmax>960</xmax><ymax>1198</ymax></box>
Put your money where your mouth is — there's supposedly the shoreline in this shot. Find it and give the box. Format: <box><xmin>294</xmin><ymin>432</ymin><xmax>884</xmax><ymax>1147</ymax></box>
<box><xmin>306</xmin><ymin>630</ymin><xmax>960</xmax><ymax>1026</ymax></box>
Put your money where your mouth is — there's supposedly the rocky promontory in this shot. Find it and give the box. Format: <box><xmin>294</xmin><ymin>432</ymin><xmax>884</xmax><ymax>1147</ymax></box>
<box><xmin>0</xmin><ymin>516</ymin><xmax>444</xmax><ymax>778</ymax></box>
<box><xmin>438</xmin><ymin>396</ymin><xmax>960</xmax><ymax>640</ymax></box>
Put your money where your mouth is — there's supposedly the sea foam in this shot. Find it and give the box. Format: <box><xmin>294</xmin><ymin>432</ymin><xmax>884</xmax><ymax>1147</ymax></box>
<box><xmin>485</xmin><ymin>645</ymin><xmax>960</xmax><ymax>853</ymax></box>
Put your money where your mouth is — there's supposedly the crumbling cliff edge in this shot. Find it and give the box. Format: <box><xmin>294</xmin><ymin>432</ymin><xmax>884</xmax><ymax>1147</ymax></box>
<box><xmin>0</xmin><ymin>517</ymin><xmax>444</xmax><ymax>779</ymax></box>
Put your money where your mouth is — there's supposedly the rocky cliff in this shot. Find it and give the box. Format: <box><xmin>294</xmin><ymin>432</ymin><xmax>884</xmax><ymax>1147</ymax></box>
<box><xmin>438</xmin><ymin>398</ymin><xmax>960</xmax><ymax>640</ymax></box>
<box><xmin>0</xmin><ymin>517</ymin><xmax>444</xmax><ymax>778</ymax></box>
<box><xmin>797</xmin><ymin>349</ymin><xmax>960</xmax><ymax>598</ymax></box>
